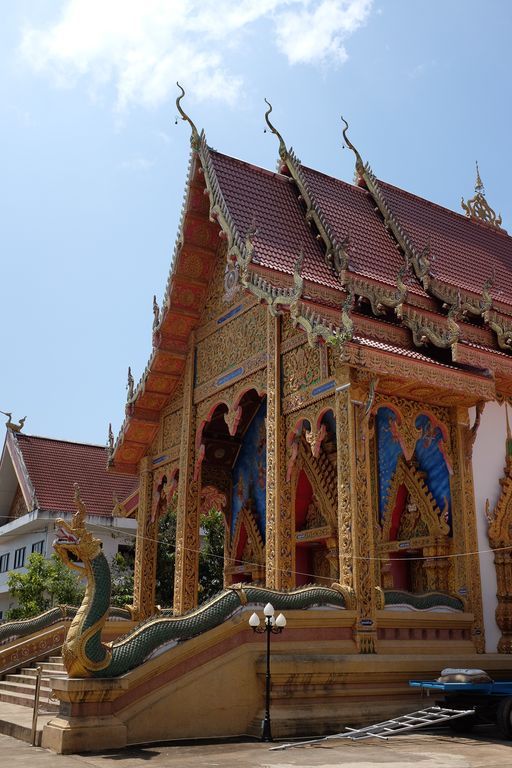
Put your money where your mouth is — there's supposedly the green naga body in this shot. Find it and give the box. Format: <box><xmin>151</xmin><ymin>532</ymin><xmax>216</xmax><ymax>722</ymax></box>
<box><xmin>53</xmin><ymin>487</ymin><xmax>347</xmax><ymax>679</ymax></box>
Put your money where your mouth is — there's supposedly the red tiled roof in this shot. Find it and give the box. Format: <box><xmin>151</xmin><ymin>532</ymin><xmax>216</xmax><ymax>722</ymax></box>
<box><xmin>13</xmin><ymin>434</ymin><xmax>137</xmax><ymax>516</ymax></box>
<box><xmin>300</xmin><ymin>166</ymin><xmax>425</xmax><ymax>295</ymax></box>
<box><xmin>378</xmin><ymin>180</ymin><xmax>512</xmax><ymax>308</ymax></box>
<box><xmin>209</xmin><ymin>151</ymin><xmax>340</xmax><ymax>289</ymax></box>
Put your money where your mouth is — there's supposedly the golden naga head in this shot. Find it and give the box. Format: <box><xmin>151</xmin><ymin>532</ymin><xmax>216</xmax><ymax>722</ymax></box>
<box><xmin>53</xmin><ymin>483</ymin><xmax>102</xmax><ymax>570</ymax></box>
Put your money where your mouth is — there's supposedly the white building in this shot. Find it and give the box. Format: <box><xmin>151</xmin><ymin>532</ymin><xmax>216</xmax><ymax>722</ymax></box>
<box><xmin>0</xmin><ymin>427</ymin><xmax>138</xmax><ymax>619</ymax></box>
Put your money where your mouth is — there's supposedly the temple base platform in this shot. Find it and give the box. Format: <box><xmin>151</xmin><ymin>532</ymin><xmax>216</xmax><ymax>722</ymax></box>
<box><xmin>42</xmin><ymin>608</ymin><xmax>512</xmax><ymax>753</ymax></box>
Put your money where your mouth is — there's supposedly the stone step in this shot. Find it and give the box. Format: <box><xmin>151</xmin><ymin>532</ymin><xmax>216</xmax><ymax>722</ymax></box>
<box><xmin>39</xmin><ymin>662</ymin><xmax>66</xmax><ymax>672</ymax></box>
<box><xmin>0</xmin><ymin>680</ymin><xmax>54</xmax><ymax>697</ymax></box>
<box><xmin>48</xmin><ymin>656</ymin><xmax>63</xmax><ymax>663</ymax></box>
<box><xmin>20</xmin><ymin>666</ymin><xmax>66</xmax><ymax>678</ymax></box>
<box><xmin>5</xmin><ymin>673</ymin><xmax>52</xmax><ymax>685</ymax></box>
<box><xmin>0</xmin><ymin>688</ymin><xmax>59</xmax><ymax>711</ymax></box>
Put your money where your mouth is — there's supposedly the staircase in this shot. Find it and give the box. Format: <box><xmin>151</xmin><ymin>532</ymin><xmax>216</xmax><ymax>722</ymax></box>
<box><xmin>0</xmin><ymin>653</ymin><xmax>64</xmax><ymax>745</ymax></box>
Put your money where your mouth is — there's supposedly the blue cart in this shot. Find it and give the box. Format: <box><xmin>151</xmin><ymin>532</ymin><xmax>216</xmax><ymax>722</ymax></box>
<box><xmin>409</xmin><ymin>678</ymin><xmax>512</xmax><ymax>738</ymax></box>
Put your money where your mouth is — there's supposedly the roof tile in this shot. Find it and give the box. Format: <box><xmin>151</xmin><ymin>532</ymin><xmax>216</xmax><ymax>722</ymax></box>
<box><xmin>14</xmin><ymin>434</ymin><xmax>137</xmax><ymax>516</ymax></box>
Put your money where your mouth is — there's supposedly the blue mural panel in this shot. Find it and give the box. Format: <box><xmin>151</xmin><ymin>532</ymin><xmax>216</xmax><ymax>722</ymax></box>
<box><xmin>231</xmin><ymin>399</ymin><xmax>267</xmax><ymax>540</ymax></box>
<box><xmin>414</xmin><ymin>414</ymin><xmax>452</xmax><ymax>526</ymax></box>
<box><xmin>376</xmin><ymin>407</ymin><xmax>403</xmax><ymax>520</ymax></box>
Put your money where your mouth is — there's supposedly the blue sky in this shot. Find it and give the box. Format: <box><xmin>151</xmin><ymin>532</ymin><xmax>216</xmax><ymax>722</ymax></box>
<box><xmin>1</xmin><ymin>0</ymin><xmax>511</xmax><ymax>447</ymax></box>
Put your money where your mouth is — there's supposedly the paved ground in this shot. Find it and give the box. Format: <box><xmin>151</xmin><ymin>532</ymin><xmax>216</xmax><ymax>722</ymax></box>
<box><xmin>1</xmin><ymin>728</ymin><xmax>512</xmax><ymax>767</ymax></box>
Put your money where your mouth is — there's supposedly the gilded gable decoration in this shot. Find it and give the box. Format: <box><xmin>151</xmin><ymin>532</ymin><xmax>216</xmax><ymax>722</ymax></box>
<box><xmin>380</xmin><ymin>457</ymin><xmax>450</xmax><ymax>543</ymax></box>
<box><xmin>263</xmin><ymin>98</ymin><xmax>289</xmax><ymax>162</ymax></box>
<box><xmin>226</xmin><ymin>503</ymin><xmax>265</xmax><ymax>583</ymax></box>
<box><xmin>461</xmin><ymin>162</ymin><xmax>503</xmax><ymax>231</ymax></box>
<box><xmin>395</xmin><ymin>303</ymin><xmax>460</xmax><ymax>350</ymax></box>
<box><xmin>175</xmin><ymin>82</ymin><xmax>201</xmax><ymax>151</ymax></box>
<box><xmin>486</xmin><ymin>406</ymin><xmax>512</xmax><ymax>652</ymax></box>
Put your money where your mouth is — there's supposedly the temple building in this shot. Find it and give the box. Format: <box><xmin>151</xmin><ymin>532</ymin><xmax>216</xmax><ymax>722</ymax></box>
<box><xmin>109</xmin><ymin>94</ymin><xmax>512</xmax><ymax>660</ymax></box>
<box><xmin>0</xmin><ymin>426</ymin><xmax>137</xmax><ymax>618</ymax></box>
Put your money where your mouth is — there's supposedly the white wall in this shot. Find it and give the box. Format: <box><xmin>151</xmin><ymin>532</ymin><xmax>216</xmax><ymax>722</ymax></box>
<box><xmin>0</xmin><ymin>516</ymin><xmax>136</xmax><ymax>620</ymax></box>
<box><xmin>471</xmin><ymin>401</ymin><xmax>506</xmax><ymax>653</ymax></box>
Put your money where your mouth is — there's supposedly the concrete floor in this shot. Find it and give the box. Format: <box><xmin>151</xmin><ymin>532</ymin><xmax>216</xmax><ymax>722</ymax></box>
<box><xmin>1</xmin><ymin>728</ymin><xmax>512</xmax><ymax>768</ymax></box>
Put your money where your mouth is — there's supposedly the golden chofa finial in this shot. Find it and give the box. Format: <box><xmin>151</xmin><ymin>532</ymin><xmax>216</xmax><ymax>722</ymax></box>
<box><xmin>341</xmin><ymin>116</ymin><xmax>364</xmax><ymax>180</ymax></box>
<box><xmin>175</xmin><ymin>82</ymin><xmax>201</xmax><ymax>151</ymax></box>
<box><xmin>461</xmin><ymin>161</ymin><xmax>503</xmax><ymax>230</ymax></box>
<box><xmin>0</xmin><ymin>411</ymin><xmax>26</xmax><ymax>432</ymax></box>
<box><xmin>263</xmin><ymin>99</ymin><xmax>288</xmax><ymax>162</ymax></box>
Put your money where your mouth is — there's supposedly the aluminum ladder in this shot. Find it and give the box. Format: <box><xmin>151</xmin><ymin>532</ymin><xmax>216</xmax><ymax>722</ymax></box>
<box><xmin>271</xmin><ymin>705</ymin><xmax>475</xmax><ymax>750</ymax></box>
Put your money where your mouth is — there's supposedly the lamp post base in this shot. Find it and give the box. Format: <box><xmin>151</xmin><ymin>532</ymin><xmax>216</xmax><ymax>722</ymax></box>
<box><xmin>261</xmin><ymin>717</ymin><xmax>273</xmax><ymax>742</ymax></box>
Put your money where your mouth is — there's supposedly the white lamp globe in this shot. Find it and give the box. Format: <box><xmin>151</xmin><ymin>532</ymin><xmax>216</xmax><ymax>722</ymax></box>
<box><xmin>249</xmin><ymin>612</ymin><xmax>261</xmax><ymax>627</ymax></box>
<box><xmin>263</xmin><ymin>603</ymin><xmax>275</xmax><ymax>617</ymax></box>
<box><xmin>275</xmin><ymin>613</ymin><xmax>287</xmax><ymax>628</ymax></box>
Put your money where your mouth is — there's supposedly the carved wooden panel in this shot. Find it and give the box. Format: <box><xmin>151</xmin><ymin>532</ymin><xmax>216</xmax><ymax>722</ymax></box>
<box><xmin>195</xmin><ymin>304</ymin><xmax>266</xmax><ymax>387</ymax></box>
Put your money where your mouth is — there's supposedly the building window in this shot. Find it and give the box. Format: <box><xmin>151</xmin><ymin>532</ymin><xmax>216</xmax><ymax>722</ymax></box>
<box><xmin>0</xmin><ymin>553</ymin><xmax>9</xmax><ymax>573</ymax></box>
<box><xmin>31</xmin><ymin>540</ymin><xmax>44</xmax><ymax>555</ymax></box>
<box><xmin>13</xmin><ymin>547</ymin><xmax>26</xmax><ymax>569</ymax></box>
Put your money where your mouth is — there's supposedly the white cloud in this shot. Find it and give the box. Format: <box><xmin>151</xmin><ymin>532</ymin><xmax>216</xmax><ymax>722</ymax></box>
<box><xmin>20</xmin><ymin>0</ymin><xmax>373</xmax><ymax>110</ymax></box>
<box><xmin>275</xmin><ymin>0</ymin><xmax>373</xmax><ymax>66</ymax></box>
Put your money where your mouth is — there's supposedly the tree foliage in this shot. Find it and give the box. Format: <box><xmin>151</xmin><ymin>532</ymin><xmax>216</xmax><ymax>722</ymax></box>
<box><xmin>110</xmin><ymin>552</ymin><xmax>135</xmax><ymax>608</ymax></box>
<box><xmin>6</xmin><ymin>553</ymin><xmax>85</xmax><ymax>620</ymax></box>
<box><xmin>198</xmin><ymin>508</ymin><xmax>225</xmax><ymax>601</ymax></box>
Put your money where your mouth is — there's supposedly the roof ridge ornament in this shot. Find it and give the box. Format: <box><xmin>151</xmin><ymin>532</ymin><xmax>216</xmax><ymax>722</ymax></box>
<box><xmin>461</xmin><ymin>161</ymin><xmax>503</xmax><ymax>230</ymax></box>
<box><xmin>264</xmin><ymin>99</ymin><xmax>288</xmax><ymax>161</ymax></box>
<box><xmin>0</xmin><ymin>411</ymin><xmax>26</xmax><ymax>432</ymax></box>
<box><xmin>341</xmin><ymin>116</ymin><xmax>364</xmax><ymax>179</ymax></box>
<box><xmin>175</xmin><ymin>83</ymin><xmax>201</xmax><ymax>151</ymax></box>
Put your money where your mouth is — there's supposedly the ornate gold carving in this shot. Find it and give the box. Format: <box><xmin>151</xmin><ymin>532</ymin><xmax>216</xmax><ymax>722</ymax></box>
<box><xmin>263</xmin><ymin>98</ymin><xmax>289</xmax><ymax>162</ymax></box>
<box><xmin>305</xmin><ymin>423</ymin><xmax>327</xmax><ymax>458</ymax></box>
<box><xmin>342</xmin><ymin>343</ymin><xmax>494</xmax><ymax>404</ymax></box>
<box><xmin>461</xmin><ymin>163</ymin><xmax>503</xmax><ymax>230</ymax></box>
<box><xmin>483</xmin><ymin>309</ymin><xmax>512</xmax><ymax>351</ymax></box>
<box><xmin>380</xmin><ymin>457</ymin><xmax>450</xmax><ymax>543</ymax></box>
<box><xmin>265</xmin><ymin>313</ymin><xmax>278</xmax><ymax>587</ymax></box>
<box><xmin>223</xmin><ymin>405</ymin><xmax>242</xmax><ymax>436</ymax></box>
<box><xmin>486</xmin><ymin>408</ymin><xmax>512</xmax><ymax>652</ymax></box>
<box><xmin>1</xmin><ymin>412</ymin><xmax>27</xmax><ymax>432</ymax></box>
<box><xmin>200</xmin><ymin>485</ymin><xmax>227</xmax><ymax>516</ymax></box>
<box><xmin>299</xmin><ymin>442</ymin><xmax>337</xmax><ymax>530</ymax></box>
<box><xmin>428</xmin><ymin>277</ymin><xmax>493</xmax><ymax>319</ymax></box>
<box><xmin>282</xmin><ymin>343</ymin><xmax>320</xmax><ymax>399</ymax></box>
<box><xmin>290</xmin><ymin>291</ymin><xmax>353</xmax><ymax>348</ymax></box>
<box><xmin>450</xmin><ymin>407</ymin><xmax>485</xmax><ymax>652</ymax></box>
<box><xmin>195</xmin><ymin>304</ymin><xmax>266</xmax><ymax>386</ymax></box>
<box><xmin>334</xmin><ymin>366</ymin><xmax>378</xmax><ymax>652</ymax></box>
<box><xmin>247</xmin><ymin>253</ymin><xmax>304</xmax><ymax>316</ymax></box>
<box><xmin>174</xmin><ymin>342</ymin><xmax>201</xmax><ymax>614</ymax></box>
<box><xmin>348</xmin><ymin>267</ymin><xmax>407</xmax><ymax>317</ymax></box>
<box><xmin>226</xmin><ymin>504</ymin><xmax>265</xmax><ymax>581</ymax></box>
<box><xmin>126</xmin><ymin>367</ymin><xmax>135</xmax><ymax>402</ymax></box>
<box><xmin>176</xmin><ymin>82</ymin><xmax>201</xmax><ymax>151</ymax></box>
<box><xmin>162</xmin><ymin>408</ymin><xmax>183</xmax><ymax>449</ymax></box>
<box><xmin>132</xmin><ymin>459</ymin><xmax>158</xmax><ymax>620</ymax></box>
<box><xmin>396</xmin><ymin>303</ymin><xmax>460</xmax><ymax>349</ymax></box>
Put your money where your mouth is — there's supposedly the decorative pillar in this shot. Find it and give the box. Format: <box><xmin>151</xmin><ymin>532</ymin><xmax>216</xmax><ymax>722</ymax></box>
<box><xmin>486</xmin><ymin>409</ymin><xmax>512</xmax><ymax>653</ymax></box>
<box><xmin>334</xmin><ymin>365</ymin><xmax>377</xmax><ymax>653</ymax></box>
<box><xmin>173</xmin><ymin>337</ymin><xmax>200</xmax><ymax>614</ymax></box>
<box><xmin>132</xmin><ymin>457</ymin><xmax>158</xmax><ymax>621</ymax></box>
<box><xmin>266</xmin><ymin>313</ymin><xmax>293</xmax><ymax>588</ymax></box>
<box><xmin>450</xmin><ymin>406</ymin><xmax>485</xmax><ymax>652</ymax></box>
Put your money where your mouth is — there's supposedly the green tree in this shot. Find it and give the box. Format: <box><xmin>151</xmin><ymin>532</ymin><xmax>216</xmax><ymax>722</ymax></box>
<box><xmin>110</xmin><ymin>552</ymin><xmax>134</xmax><ymax>608</ymax></box>
<box><xmin>154</xmin><ymin>495</ymin><xmax>225</xmax><ymax>608</ymax></box>
<box><xmin>155</xmin><ymin>502</ymin><xmax>177</xmax><ymax>607</ymax></box>
<box><xmin>198</xmin><ymin>509</ymin><xmax>225</xmax><ymax>602</ymax></box>
<box><xmin>6</xmin><ymin>553</ymin><xmax>85</xmax><ymax>620</ymax></box>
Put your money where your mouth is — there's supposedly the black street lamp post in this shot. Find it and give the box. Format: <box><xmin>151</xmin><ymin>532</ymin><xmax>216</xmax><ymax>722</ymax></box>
<box><xmin>249</xmin><ymin>602</ymin><xmax>286</xmax><ymax>742</ymax></box>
